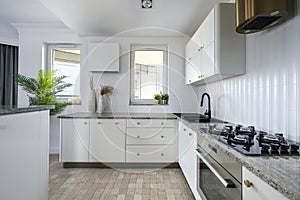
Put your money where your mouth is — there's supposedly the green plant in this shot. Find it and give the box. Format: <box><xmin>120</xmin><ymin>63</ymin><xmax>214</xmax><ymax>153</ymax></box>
<box><xmin>15</xmin><ymin>69</ymin><xmax>72</xmax><ymax>115</ymax></box>
<box><xmin>154</xmin><ymin>94</ymin><xmax>161</xmax><ymax>100</ymax></box>
<box><xmin>161</xmin><ymin>93</ymin><xmax>169</xmax><ymax>100</ymax></box>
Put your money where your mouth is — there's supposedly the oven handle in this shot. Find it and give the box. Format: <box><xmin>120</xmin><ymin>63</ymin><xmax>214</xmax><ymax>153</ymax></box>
<box><xmin>195</xmin><ymin>149</ymin><xmax>236</xmax><ymax>188</ymax></box>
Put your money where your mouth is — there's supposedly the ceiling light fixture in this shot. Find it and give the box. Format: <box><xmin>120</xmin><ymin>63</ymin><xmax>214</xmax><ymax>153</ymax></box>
<box><xmin>142</xmin><ymin>0</ymin><xmax>152</xmax><ymax>9</ymax></box>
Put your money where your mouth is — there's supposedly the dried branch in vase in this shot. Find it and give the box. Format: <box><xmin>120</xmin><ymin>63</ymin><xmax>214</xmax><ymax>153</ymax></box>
<box><xmin>100</xmin><ymin>85</ymin><xmax>114</xmax><ymax>96</ymax></box>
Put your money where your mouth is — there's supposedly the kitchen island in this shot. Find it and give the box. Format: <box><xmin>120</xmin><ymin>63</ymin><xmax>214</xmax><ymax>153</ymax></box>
<box><xmin>0</xmin><ymin>106</ymin><xmax>52</xmax><ymax>200</ymax></box>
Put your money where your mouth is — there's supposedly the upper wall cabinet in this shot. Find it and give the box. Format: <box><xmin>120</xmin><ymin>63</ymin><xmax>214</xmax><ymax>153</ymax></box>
<box><xmin>87</xmin><ymin>43</ymin><xmax>120</xmax><ymax>72</ymax></box>
<box><xmin>185</xmin><ymin>3</ymin><xmax>246</xmax><ymax>85</ymax></box>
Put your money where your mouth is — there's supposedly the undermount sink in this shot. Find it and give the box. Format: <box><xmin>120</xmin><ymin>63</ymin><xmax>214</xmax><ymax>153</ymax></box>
<box><xmin>173</xmin><ymin>113</ymin><xmax>226</xmax><ymax>123</ymax></box>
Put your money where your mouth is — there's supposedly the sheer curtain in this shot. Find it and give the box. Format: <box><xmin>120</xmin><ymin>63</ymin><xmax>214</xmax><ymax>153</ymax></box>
<box><xmin>0</xmin><ymin>43</ymin><xmax>18</xmax><ymax>106</ymax></box>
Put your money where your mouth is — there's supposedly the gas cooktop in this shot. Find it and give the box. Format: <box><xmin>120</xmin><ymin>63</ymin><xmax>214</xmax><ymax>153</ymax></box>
<box><xmin>201</xmin><ymin>125</ymin><xmax>300</xmax><ymax>156</ymax></box>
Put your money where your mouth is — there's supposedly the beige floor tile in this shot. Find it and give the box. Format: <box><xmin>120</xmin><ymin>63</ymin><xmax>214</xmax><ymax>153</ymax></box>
<box><xmin>48</xmin><ymin>155</ymin><xmax>195</xmax><ymax>200</ymax></box>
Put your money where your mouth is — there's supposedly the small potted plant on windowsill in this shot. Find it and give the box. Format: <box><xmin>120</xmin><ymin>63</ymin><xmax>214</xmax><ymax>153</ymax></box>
<box><xmin>161</xmin><ymin>93</ymin><xmax>169</xmax><ymax>105</ymax></box>
<box><xmin>154</xmin><ymin>94</ymin><xmax>161</xmax><ymax>104</ymax></box>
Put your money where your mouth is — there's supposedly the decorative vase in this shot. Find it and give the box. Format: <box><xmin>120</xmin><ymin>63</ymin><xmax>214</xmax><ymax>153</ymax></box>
<box><xmin>97</xmin><ymin>94</ymin><xmax>105</xmax><ymax>113</ymax></box>
<box><xmin>155</xmin><ymin>100</ymin><xmax>160</xmax><ymax>104</ymax></box>
<box><xmin>88</xmin><ymin>89</ymin><xmax>96</xmax><ymax>113</ymax></box>
<box><xmin>162</xmin><ymin>100</ymin><xmax>168</xmax><ymax>105</ymax></box>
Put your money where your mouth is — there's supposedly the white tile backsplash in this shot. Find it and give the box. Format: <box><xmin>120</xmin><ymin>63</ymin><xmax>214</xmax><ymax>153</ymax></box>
<box><xmin>199</xmin><ymin>14</ymin><xmax>300</xmax><ymax>142</ymax></box>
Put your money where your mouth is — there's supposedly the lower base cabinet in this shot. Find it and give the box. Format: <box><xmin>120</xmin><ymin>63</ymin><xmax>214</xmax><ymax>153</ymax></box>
<box><xmin>61</xmin><ymin>119</ymin><xmax>90</xmax><ymax>162</ymax></box>
<box><xmin>242</xmin><ymin>167</ymin><xmax>288</xmax><ymax>200</ymax></box>
<box><xmin>89</xmin><ymin>119</ymin><xmax>126</xmax><ymax>162</ymax></box>
<box><xmin>178</xmin><ymin>121</ymin><xmax>200</xmax><ymax>199</ymax></box>
<box><xmin>60</xmin><ymin>118</ymin><xmax>177</xmax><ymax>164</ymax></box>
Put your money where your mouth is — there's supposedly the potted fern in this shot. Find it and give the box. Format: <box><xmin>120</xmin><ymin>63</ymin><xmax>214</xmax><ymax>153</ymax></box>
<box><xmin>15</xmin><ymin>69</ymin><xmax>72</xmax><ymax>115</ymax></box>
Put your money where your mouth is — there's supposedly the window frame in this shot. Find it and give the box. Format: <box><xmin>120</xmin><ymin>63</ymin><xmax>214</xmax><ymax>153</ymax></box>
<box><xmin>130</xmin><ymin>44</ymin><xmax>169</xmax><ymax>105</ymax></box>
<box><xmin>46</xmin><ymin>44</ymin><xmax>81</xmax><ymax>99</ymax></box>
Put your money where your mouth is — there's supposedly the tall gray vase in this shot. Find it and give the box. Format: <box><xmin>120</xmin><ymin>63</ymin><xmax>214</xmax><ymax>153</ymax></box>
<box><xmin>88</xmin><ymin>89</ymin><xmax>96</xmax><ymax>113</ymax></box>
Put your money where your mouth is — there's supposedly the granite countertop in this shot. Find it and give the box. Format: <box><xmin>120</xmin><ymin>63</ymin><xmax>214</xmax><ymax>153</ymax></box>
<box><xmin>179</xmin><ymin>119</ymin><xmax>300</xmax><ymax>200</ymax></box>
<box><xmin>58</xmin><ymin>112</ymin><xmax>177</xmax><ymax>119</ymax></box>
<box><xmin>0</xmin><ymin>105</ymin><xmax>55</xmax><ymax>115</ymax></box>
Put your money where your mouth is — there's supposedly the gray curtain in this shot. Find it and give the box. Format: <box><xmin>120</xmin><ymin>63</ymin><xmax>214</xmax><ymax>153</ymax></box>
<box><xmin>0</xmin><ymin>44</ymin><xmax>18</xmax><ymax>106</ymax></box>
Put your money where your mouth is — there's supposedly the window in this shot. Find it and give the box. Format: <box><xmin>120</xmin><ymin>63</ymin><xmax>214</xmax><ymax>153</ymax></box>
<box><xmin>47</xmin><ymin>44</ymin><xmax>81</xmax><ymax>103</ymax></box>
<box><xmin>130</xmin><ymin>45</ymin><xmax>168</xmax><ymax>105</ymax></box>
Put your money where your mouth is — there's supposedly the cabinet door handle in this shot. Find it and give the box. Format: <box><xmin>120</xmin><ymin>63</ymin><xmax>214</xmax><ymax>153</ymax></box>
<box><xmin>84</xmin><ymin>122</ymin><xmax>88</xmax><ymax>125</ymax></box>
<box><xmin>188</xmin><ymin>58</ymin><xmax>191</xmax><ymax>60</ymax></box>
<box><xmin>161</xmin><ymin>153</ymin><xmax>164</xmax><ymax>156</ymax></box>
<box><xmin>183</xmin><ymin>128</ymin><xmax>186</xmax><ymax>131</ymax></box>
<box><xmin>136</xmin><ymin>136</ymin><xmax>140</xmax><ymax>138</ymax></box>
<box><xmin>137</xmin><ymin>153</ymin><xmax>140</xmax><ymax>156</ymax></box>
<box><xmin>161</xmin><ymin>135</ymin><xmax>164</xmax><ymax>139</ymax></box>
<box><xmin>189</xmin><ymin>133</ymin><xmax>193</xmax><ymax>136</ymax></box>
<box><xmin>244</xmin><ymin>180</ymin><xmax>253</xmax><ymax>188</ymax></box>
<box><xmin>97</xmin><ymin>122</ymin><xmax>101</xmax><ymax>125</ymax></box>
<box><xmin>115</xmin><ymin>122</ymin><xmax>119</xmax><ymax>125</ymax></box>
<box><xmin>161</xmin><ymin>122</ymin><xmax>164</xmax><ymax>125</ymax></box>
<box><xmin>189</xmin><ymin>80</ymin><xmax>191</xmax><ymax>82</ymax></box>
<box><xmin>137</xmin><ymin>122</ymin><xmax>140</xmax><ymax>125</ymax></box>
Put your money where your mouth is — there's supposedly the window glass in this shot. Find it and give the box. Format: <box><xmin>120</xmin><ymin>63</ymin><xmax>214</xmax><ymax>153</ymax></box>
<box><xmin>131</xmin><ymin>45</ymin><xmax>168</xmax><ymax>104</ymax></box>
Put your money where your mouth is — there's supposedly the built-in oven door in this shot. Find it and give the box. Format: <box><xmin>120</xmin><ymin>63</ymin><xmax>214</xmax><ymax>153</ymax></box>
<box><xmin>195</xmin><ymin>147</ymin><xmax>242</xmax><ymax>200</ymax></box>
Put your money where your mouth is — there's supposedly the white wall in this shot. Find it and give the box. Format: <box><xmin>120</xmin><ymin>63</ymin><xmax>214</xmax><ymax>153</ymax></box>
<box><xmin>0</xmin><ymin>20</ymin><xmax>19</xmax><ymax>45</ymax></box>
<box><xmin>16</xmin><ymin>27</ymin><xmax>200</xmax><ymax>153</ymax></box>
<box><xmin>199</xmin><ymin>15</ymin><xmax>300</xmax><ymax>142</ymax></box>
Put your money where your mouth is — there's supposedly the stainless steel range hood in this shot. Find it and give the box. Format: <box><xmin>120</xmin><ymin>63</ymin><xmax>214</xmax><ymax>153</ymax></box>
<box><xmin>236</xmin><ymin>0</ymin><xmax>296</xmax><ymax>34</ymax></box>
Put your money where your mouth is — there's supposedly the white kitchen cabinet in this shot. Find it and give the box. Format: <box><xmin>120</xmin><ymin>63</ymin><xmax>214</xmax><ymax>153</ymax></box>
<box><xmin>87</xmin><ymin>43</ymin><xmax>119</xmax><ymax>72</ymax></box>
<box><xmin>61</xmin><ymin>119</ymin><xmax>90</xmax><ymax>162</ymax></box>
<box><xmin>185</xmin><ymin>3</ymin><xmax>245</xmax><ymax>85</ymax></box>
<box><xmin>126</xmin><ymin>119</ymin><xmax>177</xmax><ymax>163</ymax></box>
<box><xmin>178</xmin><ymin>121</ymin><xmax>199</xmax><ymax>199</ymax></box>
<box><xmin>89</xmin><ymin>119</ymin><xmax>126</xmax><ymax>162</ymax></box>
<box><xmin>242</xmin><ymin>167</ymin><xmax>288</xmax><ymax>200</ymax></box>
<box><xmin>0</xmin><ymin>111</ymin><xmax>49</xmax><ymax>200</ymax></box>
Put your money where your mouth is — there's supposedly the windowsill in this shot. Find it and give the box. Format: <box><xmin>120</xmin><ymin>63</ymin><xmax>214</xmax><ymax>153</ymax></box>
<box><xmin>129</xmin><ymin>103</ymin><xmax>169</xmax><ymax>106</ymax></box>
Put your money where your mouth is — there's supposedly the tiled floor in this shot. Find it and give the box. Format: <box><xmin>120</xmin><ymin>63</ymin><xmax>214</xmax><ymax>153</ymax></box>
<box><xmin>49</xmin><ymin>155</ymin><xmax>195</xmax><ymax>200</ymax></box>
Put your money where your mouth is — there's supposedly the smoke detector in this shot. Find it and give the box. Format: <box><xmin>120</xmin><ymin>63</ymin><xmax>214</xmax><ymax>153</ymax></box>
<box><xmin>142</xmin><ymin>0</ymin><xmax>152</xmax><ymax>9</ymax></box>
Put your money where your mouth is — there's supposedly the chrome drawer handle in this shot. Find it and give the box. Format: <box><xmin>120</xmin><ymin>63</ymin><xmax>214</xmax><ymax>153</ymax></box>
<box><xmin>161</xmin><ymin>122</ymin><xmax>164</xmax><ymax>125</ymax></box>
<box><xmin>137</xmin><ymin>153</ymin><xmax>140</xmax><ymax>156</ymax></box>
<box><xmin>98</xmin><ymin>122</ymin><xmax>101</xmax><ymax>125</ymax></box>
<box><xmin>137</xmin><ymin>122</ymin><xmax>140</xmax><ymax>125</ymax></box>
<box><xmin>161</xmin><ymin>153</ymin><xmax>164</xmax><ymax>156</ymax></box>
<box><xmin>161</xmin><ymin>135</ymin><xmax>164</xmax><ymax>139</ymax></box>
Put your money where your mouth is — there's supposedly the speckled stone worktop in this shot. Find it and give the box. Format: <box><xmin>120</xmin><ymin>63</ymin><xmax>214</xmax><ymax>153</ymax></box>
<box><xmin>180</xmin><ymin>119</ymin><xmax>300</xmax><ymax>200</ymax></box>
<box><xmin>58</xmin><ymin>112</ymin><xmax>177</xmax><ymax>119</ymax></box>
<box><xmin>0</xmin><ymin>105</ymin><xmax>55</xmax><ymax>115</ymax></box>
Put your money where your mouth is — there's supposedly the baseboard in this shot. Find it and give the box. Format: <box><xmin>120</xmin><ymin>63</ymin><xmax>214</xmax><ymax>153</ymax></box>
<box><xmin>63</xmin><ymin>162</ymin><xmax>180</xmax><ymax>169</ymax></box>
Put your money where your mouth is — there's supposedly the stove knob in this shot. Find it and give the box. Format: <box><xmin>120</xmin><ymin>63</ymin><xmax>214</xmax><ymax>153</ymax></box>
<box><xmin>225</xmin><ymin>125</ymin><xmax>233</xmax><ymax>132</ymax></box>
<box><xmin>248</xmin><ymin>126</ymin><xmax>255</xmax><ymax>134</ymax></box>
<box><xmin>280</xmin><ymin>143</ymin><xmax>290</xmax><ymax>153</ymax></box>
<box><xmin>271</xmin><ymin>143</ymin><xmax>280</xmax><ymax>153</ymax></box>
<box><xmin>275</xmin><ymin>133</ymin><xmax>284</xmax><ymax>143</ymax></box>
<box><xmin>261</xmin><ymin>143</ymin><xmax>270</xmax><ymax>154</ymax></box>
<box><xmin>290</xmin><ymin>144</ymin><xmax>300</xmax><ymax>154</ymax></box>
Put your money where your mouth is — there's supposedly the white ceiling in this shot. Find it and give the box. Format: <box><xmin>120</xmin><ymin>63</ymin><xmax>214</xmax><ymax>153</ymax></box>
<box><xmin>0</xmin><ymin>0</ymin><xmax>234</xmax><ymax>37</ymax></box>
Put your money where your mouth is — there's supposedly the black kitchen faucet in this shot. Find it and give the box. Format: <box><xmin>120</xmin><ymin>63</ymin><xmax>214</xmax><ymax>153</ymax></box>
<box><xmin>200</xmin><ymin>93</ymin><xmax>211</xmax><ymax>119</ymax></box>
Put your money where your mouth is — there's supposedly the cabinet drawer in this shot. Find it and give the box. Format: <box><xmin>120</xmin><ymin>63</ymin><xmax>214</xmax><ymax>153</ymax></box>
<box><xmin>127</xmin><ymin>119</ymin><xmax>175</xmax><ymax>128</ymax></box>
<box><xmin>126</xmin><ymin>146</ymin><xmax>175</xmax><ymax>163</ymax></box>
<box><xmin>127</xmin><ymin>128</ymin><xmax>175</xmax><ymax>145</ymax></box>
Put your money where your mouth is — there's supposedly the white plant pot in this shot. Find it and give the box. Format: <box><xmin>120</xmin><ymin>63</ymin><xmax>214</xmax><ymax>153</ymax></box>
<box><xmin>88</xmin><ymin>89</ymin><xmax>96</xmax><ymax>113</ymax></box>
